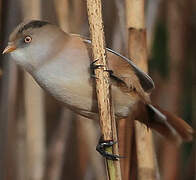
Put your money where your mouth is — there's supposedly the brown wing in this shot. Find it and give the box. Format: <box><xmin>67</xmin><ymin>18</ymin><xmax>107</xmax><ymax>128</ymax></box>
<box><xmin>106</xmin><ymin>50</ymin><xmax>150</xmax><ymax>103</ymax></box>
<box><xmin>107</xmin><ymin>48</ymin><xmax>155</xmax><ymax>92</ymax></box>
<box><xmin>82</xmin><ymin>38</ymin><xmax>154</xmax><ymax>92</ymax></box>
<box><xmin>81</xmin><ymin>37</ymin><xmax>152</xmax><ymax>102</ymax></box>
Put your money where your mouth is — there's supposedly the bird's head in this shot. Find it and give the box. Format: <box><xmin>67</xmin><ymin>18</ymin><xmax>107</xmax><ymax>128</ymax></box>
<box><xmin>3</xmin><ymin>20</ymin><xmax>66</xmax><ymax>72</ymax></box>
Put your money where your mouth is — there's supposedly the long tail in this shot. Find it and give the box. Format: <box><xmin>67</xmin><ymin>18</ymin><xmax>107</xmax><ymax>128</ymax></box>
<box><xmin>135</xmin><ymin>103</ymin><xmax>194</xmax><ymax>144</ymax></box>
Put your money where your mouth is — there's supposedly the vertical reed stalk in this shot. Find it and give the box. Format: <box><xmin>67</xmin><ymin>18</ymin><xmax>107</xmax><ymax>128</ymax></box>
<box><xmin>44</xmin><ymin>2</ymin><xmax>73</xmax><ymax>180</ymax></box>
<box><xmin>45</xmin><ymin>109</ymin><xmax>72</xmax><ymax>180</ymax></box>
<box><xmin>161</xmin><ymin>1</ymin><xmax>187</xmax><ymax>179</ymax></box>
<box><xmin>55</xmin><ymin>0</ymin><xmax>70</xmax><ymax>32</ymax></box>
<box><xmin>125</xmin><ymin>0</ymin><xmax>158</xmax><ymax>179</ymax></box>
<box><xmin>21</xmin><ymin>0</ymin><xmax>46</xmax><ymax>179</ymax></box>
<box><xmin>113</xmin><ymin>1</ymin><xmax>133</xmax><ymax>179</ymax></box>
<box><xmin>86</xmin><ymin>0</ymin><xmax>121</xmax><ymax>179</ymax></box>
<box><xmin>79</xmin><ymin>118</ymin><xmax>106</xmax><ymax>180</ymax></box>
<box><xmin>117</xmin><ymin>118</ymin><xmax>134</xmax><ymax>180</ymax></box>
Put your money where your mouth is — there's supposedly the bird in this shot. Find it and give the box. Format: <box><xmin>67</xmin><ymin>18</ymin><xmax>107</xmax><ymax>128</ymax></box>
<box><xmin>3</xmin><ymin>20</ymin><xmax>194</xmax><ymax>160</ymax></box>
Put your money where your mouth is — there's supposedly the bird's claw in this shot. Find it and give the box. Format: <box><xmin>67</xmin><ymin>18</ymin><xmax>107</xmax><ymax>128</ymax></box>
<box><xmin>96</xmin><ymin>139</ymin><xmax>123</xmax><ymax>161</ymax></box>
<box><xmin>90</xmin><ymin>74</ymin><xmax>98</xmax><ymax>79</ymax></box>
<box><xmin>90</xmin><ymin>60</ymin><xmax>114</xmax><ymax>79</ymax></box>
<box><xmin>90</xmin><ymin>59</ymin><xmax>104</xmax><ymax>70</ymax></box>
<box><xmin>104</xmin><ymin>69</ymin><xmax>113</xmax><ymax>76</ymax></box>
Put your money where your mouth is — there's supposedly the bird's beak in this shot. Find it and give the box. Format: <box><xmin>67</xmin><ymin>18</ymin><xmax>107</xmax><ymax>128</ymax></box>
<box><xmin>2</xmin><ymin>43</ymin><xmax>16</xmax><ymax>54</ymax></box>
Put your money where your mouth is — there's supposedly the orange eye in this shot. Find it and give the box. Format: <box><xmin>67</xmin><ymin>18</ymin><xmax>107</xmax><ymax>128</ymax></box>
<box><xmin>24</xmin><ymin>36</ymin><xmax>32</xmax><ymax>43</ymax></box>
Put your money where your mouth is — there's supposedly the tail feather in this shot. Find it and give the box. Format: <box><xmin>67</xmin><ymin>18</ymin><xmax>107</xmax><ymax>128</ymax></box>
<box><xmin>135</xmin><ymin>103</ymin><xmax>194</xmax><ymax>144</ymax></box>
<box><xmin>152</xmin><ymin>105</ymin><xmax>194</xmax><ymax>142</ymax></box>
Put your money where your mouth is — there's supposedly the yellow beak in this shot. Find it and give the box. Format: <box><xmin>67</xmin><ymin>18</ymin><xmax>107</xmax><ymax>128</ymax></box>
<box><xmin>2</xmin><ymin>44</ymin><xmax>16</xmax><ymax>54</ymax></box>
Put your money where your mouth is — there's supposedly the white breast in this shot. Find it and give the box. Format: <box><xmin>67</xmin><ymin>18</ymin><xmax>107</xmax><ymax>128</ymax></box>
<box><xmin>32</xmin><ymin>42</ymin><xmax>138</xmax><ymax>119</ymax></box>
<box><xmin>34</xmin><ymin>50</ymin><xmax>94</xmax><ymax>111</ymax></box>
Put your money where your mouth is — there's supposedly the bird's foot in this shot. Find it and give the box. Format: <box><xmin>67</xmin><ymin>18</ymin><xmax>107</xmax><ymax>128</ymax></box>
<box><xmin>90</xmin><ymin>59</ymin><xmax>103</xmax><ymax>79</ymax></box>
<box><xmin>104</xmin><ymin>69</ymin><xmax>114</xmax><ymax>76</ymax></box>
<box><xmin>96</xmin><ymin>137</ymin><xmax>123</xmax><ymax>161</ymax></box>
<box><xmin>90</xmin><ymin>59</ymin><xmax>104</xmax><ymax>70</ymax></box>
<box><xmin>90</xmin><ymin>74</ymin><xmax>98</xmax><ymax>79</ymax></box>
<box><xmin>90</xmin><ymin>60</ymin><xmax>114</xmax><ymax>78</ymax></box>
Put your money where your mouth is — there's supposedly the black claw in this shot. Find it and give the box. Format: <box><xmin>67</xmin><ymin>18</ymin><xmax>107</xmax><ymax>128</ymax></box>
<box><xmin>90</xmin><ymin>74</ymin><xmax>98</xmax><ymax>79</ymax></box>
<box><xmin>90</xmin><ymin>59</ymin><xmax>103</xmax><ymax>79</ymax></box>
<box><xmin>104</xmin><ymin>69</ymin><xmax>114</xmax><ymax>75</ymax></box>
<box><xmin>96</xmin><ymin>138</ymin><xmax>123</xmax><ymax>161</ymax></box>
<box><xmin>90</xmin><ymin>60</ymin><xmax>115</xmax><ymax>79</ymax></box>
<box><xmin>90</xmin><ymin>59</ymin><xmax>104</xmax><ymax>70</ymax></box>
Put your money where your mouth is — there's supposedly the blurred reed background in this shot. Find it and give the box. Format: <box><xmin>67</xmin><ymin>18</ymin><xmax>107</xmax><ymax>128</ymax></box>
<box><xmin>0</xmin><ymin>0</ymin><xmax>195</xmax><ymax>179</ymax></box>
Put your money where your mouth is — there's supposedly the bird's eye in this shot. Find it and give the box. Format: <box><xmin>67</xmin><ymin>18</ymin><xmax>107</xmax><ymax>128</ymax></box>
<box><xmin>24</xmin><ymin>36</ymin><xmax>32</xmax><ymax>43</ymax></box>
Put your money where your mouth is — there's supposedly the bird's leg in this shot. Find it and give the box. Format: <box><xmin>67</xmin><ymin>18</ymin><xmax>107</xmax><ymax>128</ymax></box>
<box><xmin>90</xmin><ymin>60</ymin><xmax>113</xmax><ymax>73</ymax></box>
<box><xmin>90</xmin><ymin>59</ymin><xmax>104</xmax><ymax>70</ymax></box>
<box><xmin>96</xmin><ymin>136</ymin><xmax>123</xmax><ymax>161</ymax></box>
<box><xmin>90</xmin><ymin>59</ymin><xmax>101</xmax><ymax>79</ymax></box>
<box><xmin>90</xmin><ymin>60</ymin><xmax>114</xmax><ymax>79</ymax></box>
<box><xmin>104</xmin><ymin>69</ymin><xmax>114</xmax><ymax>75</ymax></box>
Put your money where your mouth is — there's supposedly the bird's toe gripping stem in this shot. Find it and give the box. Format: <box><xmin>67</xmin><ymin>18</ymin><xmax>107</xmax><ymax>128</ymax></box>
<box><xmin>90</xmin><ymin>59</ymin><xmax>114</xmax><ymax>78</ymax></box>
<box><xmin>96</xmin><ymin>137</ymin><xmax>123</xmax><ymax>161</ymax></box>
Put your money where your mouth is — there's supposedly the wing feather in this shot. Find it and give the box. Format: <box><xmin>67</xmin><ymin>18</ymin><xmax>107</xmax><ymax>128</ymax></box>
<box><xmin>82</xmin><ymin>37</ymin><xmax>155</xmax><ymax>92</ymax></box>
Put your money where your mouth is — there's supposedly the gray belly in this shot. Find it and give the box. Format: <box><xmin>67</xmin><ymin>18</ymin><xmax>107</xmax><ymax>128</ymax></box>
<box><xmin>33</xmin><ymin>59</ymin><xmax>137</xmax><ymax>119</ymax></box>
